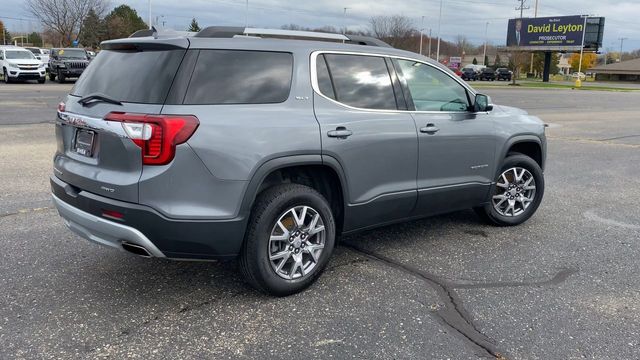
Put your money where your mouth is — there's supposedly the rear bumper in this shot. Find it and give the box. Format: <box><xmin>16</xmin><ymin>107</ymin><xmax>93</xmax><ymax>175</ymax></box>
<box><xmin>52</xmin><ymin>194</ymin><xmax>166</xmax><ymax>257</ymax></box>
<box><xmin>51</xmin><ymin>175</ymin><xmax>247</xmax><ymax>260</ymax></box>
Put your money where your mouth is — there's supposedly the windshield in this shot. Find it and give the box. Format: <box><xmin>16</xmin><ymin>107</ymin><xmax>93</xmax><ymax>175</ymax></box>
<box><xmin>6</xmin><ymin>50</ymin><xmax>36</xmax><ymax>60</ymax></box>
<box><xmin>56</xmin><ymin>49</ymin><xmax>88</xmax><ymax>59</ymax></box>
<box><xmin>72</xmin><ymin>49</ymin><xmax>186</xmax><ymax>104</ymax></box>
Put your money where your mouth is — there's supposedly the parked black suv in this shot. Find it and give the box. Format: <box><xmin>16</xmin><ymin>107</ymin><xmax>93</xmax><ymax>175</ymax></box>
<box><xmin>479</xmin><ymin>68</ymin><xmax>496</xmax><ymax>81</ymax></box>
<box><xmin>48</xmin><ymin>48</ymin><xmax>90</xmax><ymax>83</ymax></box>
<box><xmin>496</xmin><ymin>68</ymin><xmax>512</xmax><ymax>81</ymax></box>
<box><xmin>461</xmin><ymin>68</ymin><xmax>478</xmax><ymax>81</ymax></box>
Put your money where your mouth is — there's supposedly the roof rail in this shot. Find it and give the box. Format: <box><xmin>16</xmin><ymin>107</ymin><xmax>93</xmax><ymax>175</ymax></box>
<box><xmin>194</xmin><ymin>26</ymin><xmax>391</xmax><ymax>47</ymax></box>
<box><xmin>345</xmin><ymin>35</ymin><xmax>393</xmax><ymax>48</ymax></box>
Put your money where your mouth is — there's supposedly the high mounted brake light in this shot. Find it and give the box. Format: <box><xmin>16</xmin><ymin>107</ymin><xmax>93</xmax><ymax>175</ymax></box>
<box><xmin>105</xmin><ymin>112</ymin><xmax>199</xmax><ymax>165</ymax></box>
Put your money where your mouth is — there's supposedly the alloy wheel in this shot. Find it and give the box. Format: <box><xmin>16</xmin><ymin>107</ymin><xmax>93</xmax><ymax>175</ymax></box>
<box><xmin>268</xmin><ymin>205</ymin><xmax>326</xmax><ymax>280</ymax></box>
<box><xmin>492</xmin><ymin>167</ymin><xmax>536</xmax><ymax>217</ymax></box>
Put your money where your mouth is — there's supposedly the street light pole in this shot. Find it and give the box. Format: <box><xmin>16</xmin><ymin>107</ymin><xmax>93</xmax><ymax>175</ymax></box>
<box><xmin>428</xmin><ymin>28</ymin><xmax>432</xmax><ymax>59</ymax></box>
<box><xmin>419</xmin><ymin>16</ymin><xmax>424</xmax><ymax>55</ymax></box>
<box><xmin>245</xmin><ymin>0</ymin><xmax>249</xmax><ymax>28</ymax></box>
<box><xmin>148</xmin><ymin>0</ymin><xmax>152</xmax><ymax>29</ymax></box>
<box><xmin>576</xmin><ymin>14</ymin><xmax>588</xmax><ymax>87</ymax></box>
<box><xmin>482</xmin><ymin>22</ymin><xmax>489</xmax><ymax>65</ymax></box>
<box><xmin>435</xmin><ymin>0</ymin><xmax>443</xmax><ymax>62</ymax></box>
<box><xmin>342</xmin><ymin>7</ymin><xmax>350</xmax><ymax>43</ymax></box>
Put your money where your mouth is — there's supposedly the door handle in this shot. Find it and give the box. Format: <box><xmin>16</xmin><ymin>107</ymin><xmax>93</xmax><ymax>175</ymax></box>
<box><xmin>420</xmin><ymin>124</ymin><xmax>440</xmax><ymax>134</ymax></box>
<box><xmin>327</xmin><ymin>127</ymin><xmax>353</xmax><ymax>139</ymax></box>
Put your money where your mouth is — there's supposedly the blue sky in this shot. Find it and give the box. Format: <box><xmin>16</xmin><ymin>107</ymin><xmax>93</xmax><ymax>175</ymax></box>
<box><xmin>2</xmin><ymin>0</ymin><xmax>640</xmax><ymax>52</ymax></box>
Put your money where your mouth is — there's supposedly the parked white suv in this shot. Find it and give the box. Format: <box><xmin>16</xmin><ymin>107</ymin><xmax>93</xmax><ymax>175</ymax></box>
<box><xmin>25</xmin><ymin>47</ymin><xmax>50</xmax><ymax>69</ymax></box>
<box><xmin>0</xmin><ymin>45</ymin><xmax>46</xmax><ymax>83</ymax></box>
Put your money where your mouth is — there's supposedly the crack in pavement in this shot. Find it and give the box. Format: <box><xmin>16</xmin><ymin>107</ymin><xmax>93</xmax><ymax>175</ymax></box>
<box><xmin>0</xmin><ymin>206</ymin><xmax>52</xmax><ymax>219</ymax></box>
<box><xmin>88</xmin><ymin>290</ymin><xmax>246</xmax><ymax>356</ymax></box>
<box><xmin>584</xmin><ymin>210</ymin><xmax>640</xmax><ymax>230</ymax></box>
<box><xmin>342</xmin><ymin>242</ymin><xmax>577</xmax><ymax>359</ymax></box>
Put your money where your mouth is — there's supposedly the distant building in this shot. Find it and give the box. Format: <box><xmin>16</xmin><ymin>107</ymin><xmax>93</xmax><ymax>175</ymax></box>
<box><xmin>590</xmin><ymin>58</ymin><xmax>640</xmax><ymax>81</ymax></box>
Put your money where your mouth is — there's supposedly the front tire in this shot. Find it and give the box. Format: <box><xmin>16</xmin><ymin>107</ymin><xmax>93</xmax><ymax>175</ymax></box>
<box><xmin>38</xmin><ymin>77</ymin><xmax>46</xmax><ymax>84</ymax></box>
<box><xmin>57</xmin><ymin>69</ymin><xmax>65</xmax><ymax>83</ymax></box>
<box><xmin>3</xmin><ymin>69</ymin><xmax>10</xmax><ymax>84</ymax></box>
<box><xmin>240</xmin><ymin>184</ymin><xmax>336</xmax><ymax>296</ymax></box>
<box><xmin>475</xmin><ymin>154</ymin><xmax>544</xmax><ymax>226</ymax></box>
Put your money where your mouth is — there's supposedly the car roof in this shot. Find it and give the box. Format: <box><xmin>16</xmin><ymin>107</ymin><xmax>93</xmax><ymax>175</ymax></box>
<box><xmin>102</xmin><ymin>36</ymin><xmax>448</xmax><ymax>74</ymax></box>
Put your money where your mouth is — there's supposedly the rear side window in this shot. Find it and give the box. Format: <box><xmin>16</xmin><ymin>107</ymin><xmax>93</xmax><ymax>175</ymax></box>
<box><xmin>183</xmin><ymin>50</ymin><xmax>293</xmax><ymax>105</ymax></box>
<box><xmin>72</xmin><ymin>49</ymin><xmax>186</xmax><ymax>104</ymax></box>
<box><xmin>321</xmin><ymin>54</ymin><xmax>397</xmax><ymax>110</ymax></box>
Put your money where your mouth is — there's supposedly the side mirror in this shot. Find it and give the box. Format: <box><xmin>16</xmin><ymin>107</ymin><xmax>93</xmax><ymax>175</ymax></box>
<box><xmin>474</xmin><ymin>93</ymin><xmax>493</xmax><ymax>112</ymax></box>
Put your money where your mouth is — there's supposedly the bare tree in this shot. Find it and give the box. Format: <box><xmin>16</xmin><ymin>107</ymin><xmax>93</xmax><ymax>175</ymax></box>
<box><xmin>369</xmin><ymin>15</ymin><xmax>416</xmax><ymax>49</ymax></box>
<box><xmin>25</xmin><ymin>0</ymin><xmax>109</xmax><ymax>46</ymax></box>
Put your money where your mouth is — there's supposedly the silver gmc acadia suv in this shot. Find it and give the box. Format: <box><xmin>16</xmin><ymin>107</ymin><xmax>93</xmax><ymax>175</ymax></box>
<box><xmin>51</xmin><ymin>27</ymin><xmax>546</xmax><ymax>296</ymax></box>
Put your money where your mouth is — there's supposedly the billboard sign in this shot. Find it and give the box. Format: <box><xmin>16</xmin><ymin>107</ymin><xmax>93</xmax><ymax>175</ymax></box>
<box><xmin>506</xmin><ymin>16</ymin><xmax>604</xmax><ymax>50</ymax></box>
<box><xmin>449</xmin><ymin>57</ymin><xmax>462</xmax><ymax>68</ymax></box>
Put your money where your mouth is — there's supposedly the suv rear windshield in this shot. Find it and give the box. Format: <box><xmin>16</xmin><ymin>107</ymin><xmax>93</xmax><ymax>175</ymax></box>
<box><xmin>72</xmin><ymin>49</ymin><xmax>186</xmax><ymax>104</ymax></box>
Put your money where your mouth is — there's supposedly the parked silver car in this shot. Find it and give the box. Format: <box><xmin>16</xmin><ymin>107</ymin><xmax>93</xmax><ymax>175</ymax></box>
<box><xmin>51</xmin><ymin>27</ymin><xmax>546</xmax><ymax>296</ymax></box>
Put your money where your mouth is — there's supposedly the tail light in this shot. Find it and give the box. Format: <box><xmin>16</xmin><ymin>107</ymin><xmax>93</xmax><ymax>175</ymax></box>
<box><xmin>105</xmin><ymin>112</ymin><xmax>199</xmax><ymax>165</ymax></box>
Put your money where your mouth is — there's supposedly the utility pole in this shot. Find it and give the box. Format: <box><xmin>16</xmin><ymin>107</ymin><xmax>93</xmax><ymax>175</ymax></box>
<box><xmin>529</xmin><ymin>0</ymin><xmax>538</xmax><ymax>74</ymax></box>
<box><xmin>148</xmin><ymin>0</ymin><xmax>152</xmax><ymax>29</ymax></box>
<box><xmin>516</xmin><ymin>0</ymin><xmax>529</xmax><ymax>19</ymax></box>
<box><xmin>512</xmin><ymin>0</ymin><xmax>529</xmax><ymax>84</ymax></box>
<box><xmin>435</xmin><ymin>0</ymin><xmax>443</xmax><ymax>62</ymax></box>
<box><xmin>618</xmin><ymin>37</ymin><xmax>628</xmax><ymax>62</ymax></box>
<box><xmin>419</xmin><ymin>16</ymin><xmax>424</xmax><ymax>55</ymax></box>
<box><xmin>482</xmin><ymin>22</ymin><xmax>489</xmax><ymax>65</ymax></box>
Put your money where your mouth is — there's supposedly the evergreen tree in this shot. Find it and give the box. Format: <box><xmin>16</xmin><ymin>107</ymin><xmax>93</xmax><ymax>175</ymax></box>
<box><xmin>80</xmin><ymin>9</ymin><xmax>105</xmax><ymax>49</ymax></box>
<box><xmin>494</xmin><ymin>53</ymin><xmax>502</xmax><ymax>67</ymax></box>
<box><xmin>472</xmin><ymin>57</ymin><xmax>478</xmax><ymax>65</ymax></box>
<box><xmin>188</xmin><ymin>18</ymin><xmax>201</xmax><ymax>32</ymax></box>
<box><xmin>104</xmin><ymin>4</ymin><xmax>147</xmax><ymax>40</ymax></box>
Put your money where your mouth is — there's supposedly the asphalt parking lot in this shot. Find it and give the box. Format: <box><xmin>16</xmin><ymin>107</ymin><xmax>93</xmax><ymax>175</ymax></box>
<box><xmin>1</xmin><ymin>82</ymin><xmax>639</xmax><ymax>359</ymax></box>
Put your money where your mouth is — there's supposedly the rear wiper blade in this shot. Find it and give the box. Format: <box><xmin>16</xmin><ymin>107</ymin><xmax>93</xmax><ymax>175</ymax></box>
<box><xmin>78</xmin><ymin>93</ymin><xmax>122</xmax><ymax>106</ymax></box>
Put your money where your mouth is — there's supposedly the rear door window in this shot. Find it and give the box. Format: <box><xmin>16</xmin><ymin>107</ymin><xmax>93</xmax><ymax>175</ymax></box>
<box><xmin>322</xmin><ymin>54</ymin><xmax>397</xmax><ymax>110</ymax></box>
<box><xmin>72</xmin><ymin>49</ymin><xmax>186</xmax><ymax>104</ymax></box>
<box><xmin>183</xmin><ymin>50</ymin><xmax>293</xmax><ymax>105</ymax></box>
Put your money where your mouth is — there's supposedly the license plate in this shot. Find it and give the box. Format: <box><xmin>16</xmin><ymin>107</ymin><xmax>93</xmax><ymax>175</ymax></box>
<box><xmin>73</xmin><ymin>129</ymin><xmax>95</xmax><ymax>157</ymax></box>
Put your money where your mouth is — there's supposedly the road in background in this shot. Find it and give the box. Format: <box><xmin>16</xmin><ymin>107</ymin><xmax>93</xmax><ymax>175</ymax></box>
<box><xmin>1</xmin><ymin>83</ymin><xmax>639</xmax><ymax>359</ymax></box>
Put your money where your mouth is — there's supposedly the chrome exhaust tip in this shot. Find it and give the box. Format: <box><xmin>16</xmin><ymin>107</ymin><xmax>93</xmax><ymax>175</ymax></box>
<box><xmin>121</xmin><ymin>241</ymin><xmax>152</xmax><ymax>257</ymax></box>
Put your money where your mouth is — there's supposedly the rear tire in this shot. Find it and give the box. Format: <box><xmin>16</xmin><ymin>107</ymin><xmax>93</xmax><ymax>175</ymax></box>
<box><xmin>240</xmin><ymin>184</ymin><xmax>336</xmax><ymax>296</ymax></box>
<box><xmin>475</xmin><ymin>154</ymin><xmax>544</xmax><ymax>226</ymax></box>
